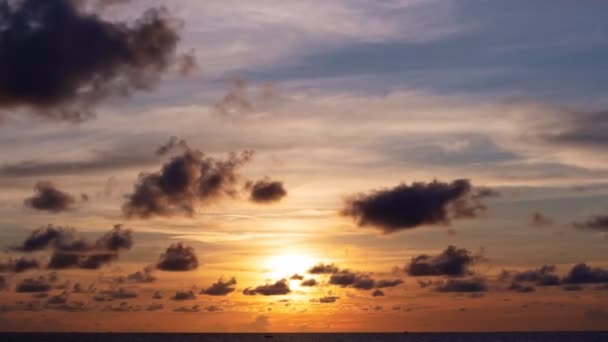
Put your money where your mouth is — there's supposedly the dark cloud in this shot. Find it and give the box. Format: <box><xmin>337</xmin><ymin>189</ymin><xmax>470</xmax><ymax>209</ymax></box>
<box><xmin>406</xmin><ymin>245</ymin><xmax>478</xmax><ymax>277</ymax></box>
<box><xmin>16</xmin><ymin>276</ymin><xmax>52</xmax><ymax>293</ymax></box>
<box><xmin>171</xmin><ymin>290</ymin><xmax>196</xmax><ymax>301</ymax></box>
<box><xmin>529</xmin><ymin>211</ymin><xmax>554</xmax><ymax>227</ymax></box>
<box><xmin>508</xmin><ymin>282</ymin><xmax>535</xmax><ymax>293</ymax></box>
<box><xmin>13</xmin><ymin>224</ymin><xmax>133</xmax><ymax>270</ymax></box>
<box><xmin>174</xmin><ymin>305</ymin><xmax>200</xmax><ymax>312</ymax></box>
<box><xmin>511</xmin><ymin>265</ymin><xmax>560</xmax><ymax>286</ymax></box>
<box><xmin>290</xmin><ymin>274</ymin><xmax>304</xmax><ymax>280</ymax></box>
<box><xmin>155</xmin><ymin>136</ymin><xmax>187</xmax><ymax>156</ymax></box>
<box><xmin>0</xmin><ymin>0</ymin><xmax>191</xmax><ymax>122</ymax></box>
<box><xmin>246</xmin><ymin>178</ymin><xmax>287</xmax><ymax>204</ymax></box>
<box><xmin>0</xmin><ymin>150</ymin><xmax>158</xmax><ymax>178</ymax></box>
<box><xmin>562</xmin><ymin>284</ymin><xmax>584</xmax><ymax>291</ymax></box>
<box><xmin>12</xmin><ymin>225</ymin><xmax>71</xmax><ymax>252</ymax></box>
<box><xmin>0</xmin><ymin>257</ymin><xmax>40</xmax><ymax>273</ymax></box>
<box><xmin>372</xmin><ymin>289</ymin><xmax>385</xmax><ymax>297</ymax></box>
<box><xmin>200</xmin><ymin>277</ymin><xmax>237</xmax><ymax>296</ymax></box>
<box><xmin>574</xmin><ymin>215</ymin><xmax>608</xmax><ymax>232</ymax></box>
<box><xmin>300</xmin><ymin>278</ymin><xmax>317</xmax><ymax>287</ymax></box>
<box><xmin>542</xmin><ymin>110</ymin><xmax>608</xmax><ymax>149</ymax></box>
<box><xmin>376</xmin><ymin>279</ymin><xmax>403</xmax><ymax>288</ymax></box>
<box><xmin>435</xmin><ymin>277</ymin><xmax>488</xmax><ymax>292</ymax></box>
<box><xmin>317</xmin><ymin>296</ymin><xmax>339</xmax><ymax>304</ymax></box>
<box><xmin>98</xmin><ymin>288</ymin><xmax>138</xmax><ymax>300</ymax></box>
<box><xmin>124</xmin><ymin>267</ymin><xmax>156</xmax><ymax>283</ymax></box>
<box><xmin>328</xmin><ymin>271</ymin><xmax>377</xmax><ymax>290</ymax></box>
<box><xmin>24</xmin><ymin>181</ymin><xmax>76</xmax><ymax>212</ymax></box>
<box><xmin>341</xmin><ymin>179</ymin><xmax>496</xmax><ymax>233</ymax></box>
<box><xmin>308</xmin><ymin>263</ymin><xmax>339</xmax><ymax>274</ymax></box>
<box><xmin>243</xmin><ymin>279</ymin><xmax>290</xmax><ymax>296</ymax></box>
<box><xmin>123</xmin><ymin>143</ymin><xmax>254</xmax><ymax>218</ymax></box>
<box><xmin>156</xmin><ymin>243</ymin><xmax>198</xmax><ymax>271</ymax></box>
<box><xmin>563</xmin><ymin>263</ymin><xmax>608</xmax><ymax>284</ymax></box>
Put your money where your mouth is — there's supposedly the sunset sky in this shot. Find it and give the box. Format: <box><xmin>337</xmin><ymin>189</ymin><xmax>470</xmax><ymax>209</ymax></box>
<box><xmin>1</xmin><ymin>0</ymin><xmax>608</xmax><ymax>332</ymax></box>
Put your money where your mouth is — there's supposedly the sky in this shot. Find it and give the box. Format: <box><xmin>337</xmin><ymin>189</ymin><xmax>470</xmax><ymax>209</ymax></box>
<box><xmin>0</xmin><ymin>0</ymin><xmax>608</xmax><ymax>333</ymax></box>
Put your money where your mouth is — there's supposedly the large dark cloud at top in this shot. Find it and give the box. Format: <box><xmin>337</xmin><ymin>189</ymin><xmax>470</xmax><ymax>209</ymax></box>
<box><xmin>0</xmin><ymin>0</ymin><xmax>191</xmax><ymax>122</ymax></box>
<box><xmin>123</xmin><ymin>143</ymin><xmax>254</xmax><ymax>218</ymax></box>
<box><xmin>341</xmin><ymin>179</ymin><xmax>497</xmax><ymax>233</ymax></box>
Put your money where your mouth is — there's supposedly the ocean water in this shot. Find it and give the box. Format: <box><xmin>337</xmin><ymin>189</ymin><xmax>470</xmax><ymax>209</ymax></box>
<box><xmin>1</xmin><ymin>333</ymin><xmax>607</xmax><ymax>342</ymax></box>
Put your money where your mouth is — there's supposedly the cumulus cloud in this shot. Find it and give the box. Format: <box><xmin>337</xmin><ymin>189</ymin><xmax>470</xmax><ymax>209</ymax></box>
<box><xmin>16</xmin><ymin>276</ymin><xmax>53</xmax><ymax>293</ymax></box>
<box><xmin>12</xmin><ymin>224</ymin><xmax>133</xmax><ymax>270</ymax></box>
<box><xmin>156</xmin><ymin>243</ymin><xmax>199</xmax><ymax>271</ymax></box>
<box><xmin>123</xmin><ymin>142</ymin><xmax>254</xmax><ymax>218</ymax></box>
<box><xmin>171</xmin><ymin>290</ymin><xmax>197</xmax><ymax>301</ymax></box>
<box><xmin>317</xmin><ymin>296</ymin><xmax>339</xmax><ymax>303</ymax></box>
<box><xmin>508</xmin><ymin>282</ymin><xmax>535</xmax><ymax>293</ymax></box>
<box><xmin>243</xmin><ymin>279</ymin><xmax>291</xmax><ymax>296</ymax></box>
<box><xmin>23</xmin><ymin>182</ymin><xmax>76</xmax><ymax>212</ymax></box>
<box><xmin>574</xmin><ymin>215</ymin><xmax>608</xmax><ymax>232</ymax></box>
<box><xmin>406</xmin><ymin>245</ymin><xmax>478</xmax><ymax>277</ymax></box>
<box><xmin>308</xmin><ymin>263</ymin><xmax>339</xmax><ymax>274</ymax></box>
<box><xmin>200</xmin><ymin>277</ymin><xmax>237</xmax><ymax>296</ymax></box>
<box><xmin>376</xmin><ymin>279</ymin><xmax>403</xmax><ymax>288</ymax></box>
<box><xmin>0</xmin><ymin>0</ymin><xmax>191</xmax><ymax>122</ymax></box>
<box><xmin>0</xmin><ymin>257</ymin><xmax>40</xmax><ymax>273</ymax></box>
<box><xmin>435</xmin><ymin>277</ymin><xmax>488</xmax><ymax>292</ymax></box>
<box><xmin>300</xmin><ymin>278</ymin><xmax>317</xmax><ymax>287</ymax></box>
<box><xmin>341</xmin><ymin>179</ymin><xmax>496</xmax><ymax>233</ymax></box>
<box><xmin>372</xmin><ymin>289</ymin><xmax>385</xmax><ymax>297</ymax></box>
<box><xmin>511</xmin><ymin>265</ymin><xmax>560</xmax><ymax>286</ymax></box>
<box><xmin>563</xmin><ymin>263</ymin><xmax>608</xmax><ymax>284</ymax></box>
<box><xmin>246</xmin><ymin>178</ymin><xmax>287</xmax><ymax>203</ymax></box>
<box><xmin>529</xmin><ymin>211</ymin><xmax>554</xmax><ymax>227</ymax></box>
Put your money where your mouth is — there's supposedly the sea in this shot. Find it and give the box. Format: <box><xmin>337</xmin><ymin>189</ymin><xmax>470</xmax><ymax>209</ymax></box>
<box><xmin>1</xmin><ymin>333</ymin><xmax>607</xmax><ymax>342</ymax></box>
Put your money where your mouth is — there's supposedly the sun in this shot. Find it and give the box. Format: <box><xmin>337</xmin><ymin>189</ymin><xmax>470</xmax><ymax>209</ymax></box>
<box><xmin>264</xmin><ymin>253</ymin><xmax>317</xmax><ymax>280</ymax></box>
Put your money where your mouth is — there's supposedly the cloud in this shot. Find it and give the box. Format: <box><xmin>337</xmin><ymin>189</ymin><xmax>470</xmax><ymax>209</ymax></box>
<box><xmin>16</xmin><ymin>276</ymin><xmax>53</xmax><ymax>293</ymax></box>
<box><xmin>372</xmin><ymin>289</ymin><xmax>384</xmax><ymax>297</ymax></box>
<box><xmin>435</xmin><ymin>277</ymin><xmax>488</xmax><ymax>292</ymax></box>
<box><xmin>290</xmin><ymin>274</ymin><xmax>304</xmax><ymax>280</ymax></box>
<box><xmin>376</xmin><ymin>279</ymin><xmax>403</xmax><ymax>288</ymax></box>
<box><xmin>0</xmin><ymin>150</ymin><xmax>158</xmax><ymax>178</ymax></box>
<box><xmin>508</xmin><ymin>282</ymin><xmax>535</xmax><ymax>293</ymax></box>
<box><xmin>156</xmin><ymin>243</ymin><xmax>199</xmax><ymax>271</ymax></box>
<box><xmin>200</xmin><ymin>277</ymin><xmax>237</xmax><ymax>296</ymax></box>
<box><xmin>341</xmin><ymin>179</ymin><xmax>496</xmax><ymax>233</ymax></box>
<box><xmin>563</xmin><ymin>263</ymin><xmax>608</xmax><ymax>284</ymax></box>
<box><xmin>529</xmin><ymin>211</ymin><xmax>554</xmax><ymax>227</ymax></box>
<box><xmin>98</xmin><ymin>288</ymin><xmax>138</xmax><ymax>300</ymax></box>
<box><xmin>212</xmin><ymin>78</ymin><xmax>278</xmax><ymax>118</ymax></box>
<box><xmin>510</xmin><ymin>265</ymin><xmax>560</xmax><ymax>286</ymax></box>
<box><xmin>0</xmin><ymin>257</ymin><xmax>40</xmax><ymax>273</ymax></box>
<box><xmin>317</xmin><ymin>296</ymin><xmax>339</xmax><ymax>304</ymax></box>
<box><xmin>300</xmin><ymin>278</ymin><xmax>317</xmax><ymax>287</ymax></box>
<box><xmin>146</xmin><ymin>303</ymin><xmax>164</xmax><ymax>312</ymax></box>
<box><xmin>171</xmin><ymin>290</ymin><xmax>197</xmax><ymax>301</ymax></box>
<box><xmin>23</xmin><ymin>182</ymin><xmax>76</xmax><ymax>213</ymax></box>
<box><xmin>243</xmin><ymin>279</ymin><xmax>291</xmax><ymax>296</ymax></box>
<box><xmin>406</xmin><ymin>245</ymin><xmax>478</xmax><ymax>277</ymax></box>
<box><xmin>308</xmin><ymin>263</ymin><xmax>339</xmax><ymax>274</ymax></box>
<box><xmin>246</xmin><ymin>178</ymin><xmax>287</xmax><ymax>204</ymax></box>
<box><xmin>123</xmin><ymin>142</ymin><xmax>254</xmax><ymax>218</ymax></box>
<box><xmin>0</xmin><ymin>0</ymin><xmax>191</xmax><ymax>122</ymax></box>
<box><xmin>174</xmin><ymin>305</ymin><xmax>200</xmax><ymax>312</ymax></box>
<box><xmin>12</xmin><ymin>224</ymin><xmax>133</xmax><ymax>270</ymax></box>
<box><xmin>574</xmin><ymin>215</ymin><xmax>608</xmax><ymax>232</ymax></box>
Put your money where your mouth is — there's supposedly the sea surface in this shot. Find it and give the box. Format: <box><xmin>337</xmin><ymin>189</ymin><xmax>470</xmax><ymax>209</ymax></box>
<box><xmin>1</xmin><ymin>333</ymin><xmax>608</xmax><ymax>342</ymax></box>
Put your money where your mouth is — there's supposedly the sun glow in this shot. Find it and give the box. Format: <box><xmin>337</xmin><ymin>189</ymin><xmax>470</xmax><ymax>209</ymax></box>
<box><xmin>264</xmin><ymin>253</ymin><xmax>317</xmax><ymax>280</ymax></box>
